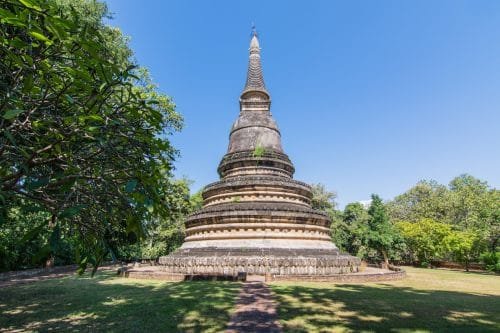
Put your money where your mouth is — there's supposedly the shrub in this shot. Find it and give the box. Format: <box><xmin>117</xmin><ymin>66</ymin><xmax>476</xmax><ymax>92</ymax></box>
<box><xmin>480</xmin><ymin>252</ymin><xmax>500</xmax><ymax>272</ymax></box>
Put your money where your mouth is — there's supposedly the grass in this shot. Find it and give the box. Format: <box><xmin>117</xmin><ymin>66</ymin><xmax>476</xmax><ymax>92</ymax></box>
<box><xmin>270</xmin><ymin>267</ymin><xmax>500</xmax><ymax>333</ymax></box>
<box><xmin>1</xmin><ymin>267</ymin><xmax>498</xmax><ymax>332</ymax></box>
<box><xmin>0</xmin><ymin>271</ymin><xmax>239</xmax><ymax>332</ymax></box>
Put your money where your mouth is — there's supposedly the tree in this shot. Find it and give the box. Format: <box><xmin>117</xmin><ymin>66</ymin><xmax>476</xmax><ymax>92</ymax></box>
<box><xmin>310</xmin><ymin>183</ymin><xmax>346</xmax><ymax>250</ymax></box>
<box><xmin>387</xmin><ymin>180</ymin><xmax>450</xmax><ymax>223</ymax></box>
<box><xmin>482</xmin><ymin>189</ymin><xmax>500</xmax><ymax>252</ymax></box>
<box><xmin>135</xmin><ymin>179</ymin><xmax>201</xmax><ymax>260</ymax></box>
<box><xmin>397</xmin><ymin>219</ymin><xmax>453</xmax><ymax>266</ymax></box>
<box><xmin>189</xmin><ymin>189</ymin><xmax>204</xmax><ymax>212</ymax></box>
<box><xmin>448</xmin><ymin>174</ymin><xmax>489</xmax><ymax>230</ymax></box>
<box><xmin>1</xmin><ymin>0</ymin><xmax>182</xmax><ymax>273</ymax></box>
<box><xmin>328</xmin><ymin>208</ymin><xmax>350</xmax><ymax>252</ymax></box>
<box><xmin>446</xmin><ymin>230</ymin><xmax>477</xmax><ymax>271</ymax></box>
<box><xmin>342</xmin><ymin>202</ymin><xmax>371</xmax><ymax>258</ymax></box>
<box><xmin>447</xmin><ymin>175</ymin><xmax>498</xmax><ymax>259</ymax></box>
<box><xmin>310</xmin><ymin>183</ymin><xmax>337</xmax><ymax>212</ymax></box>
<box><xmin>388</xmin><ymin>175</ymin><xmax>499</xmax><ymax>260</ymax></box>
<box><xmin>0</xmin><ymin>200</ymin><xmax>51</xmax><ymax>271</ymax></box>
<box><xmin>367</xmin><ymin>194</ymin><xmax>402</xmax><ymax>267</ymax></box>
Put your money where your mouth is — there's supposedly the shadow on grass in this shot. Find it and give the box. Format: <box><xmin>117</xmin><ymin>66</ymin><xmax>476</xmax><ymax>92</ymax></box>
<box><xmin>0</xmin><ymin>271</ymin><xmax>239</xmax><ymax>332</ymax></box>
<box><xmin>271</xmin><ymin>283</ymin><xmax>500</xmax><ymax>333</ymax></box>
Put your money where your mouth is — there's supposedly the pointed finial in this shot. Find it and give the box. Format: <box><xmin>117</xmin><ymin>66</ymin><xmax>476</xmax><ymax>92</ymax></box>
<box><xmin>242</xmin><ymin>26</ymin><xmax>268</xmax><ymax>98</ymax></box>
<box><xmin>249</xmin><ymin>24</ymin><xmax>260</xmax><ymax>51</ymax></box>
<box><xmin>251</xmin><ymin>23</ymin><xmax>257</xmax><ymax>37</ymax></box>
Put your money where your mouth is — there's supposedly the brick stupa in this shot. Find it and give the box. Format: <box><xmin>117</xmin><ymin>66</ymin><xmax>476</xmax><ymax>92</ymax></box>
<box><xmin>159</xmin><ymin>32</ymin><xmax>360</xmax><ymax>277</ymax></box>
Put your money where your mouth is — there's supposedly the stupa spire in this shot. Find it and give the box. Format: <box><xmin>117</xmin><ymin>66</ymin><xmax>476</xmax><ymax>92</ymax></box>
<box><xmin>242</xmin><ymin>26</ymin><xmax>269</xmax><ymax>97</ymax></box>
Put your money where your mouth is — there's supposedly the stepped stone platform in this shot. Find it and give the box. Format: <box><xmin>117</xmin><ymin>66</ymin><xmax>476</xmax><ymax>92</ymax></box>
<box><xmin>159</xmin><ymin>247</ymin><xmax>359</xmax><ymax>276</ymax></box>
<box><xmin>120</xmin><ymin>265</ymin><xmax>405</xmax><ymax>283</ymax></box>
<box><xmin>158</xmin><ymin>31</ymin><xmax>362</xmax><ymax>278</ymax></box>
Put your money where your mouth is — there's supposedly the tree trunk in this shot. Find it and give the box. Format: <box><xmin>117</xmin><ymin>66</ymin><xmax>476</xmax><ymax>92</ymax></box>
<box><xmin>45</xmin><ymin>256</ymin><xmax>54</xmax><ymax>268</ymax></box>
<box><xmin>45</xmin><ymin>214</ymin><xmax>56</xmax><ymax>269</ymax></box>
<box><xmin>381</xmin><ymin>250</ymin><xmax>389</xmax><ymax>269</ymax></box>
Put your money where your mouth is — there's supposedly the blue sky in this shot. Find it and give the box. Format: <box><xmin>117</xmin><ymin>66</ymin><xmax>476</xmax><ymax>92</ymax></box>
<box><xmin>105</xmin><ymin>0</ymin><xmax>500</xmax><ymax>207</ymax></box>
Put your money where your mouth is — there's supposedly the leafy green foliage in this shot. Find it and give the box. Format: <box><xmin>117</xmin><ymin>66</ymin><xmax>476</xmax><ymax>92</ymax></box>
<box><xmin>366</xmin><ymin>194</ymin><xmax>403</xmax><ymax>266</ymax></box>
<box><xmin>480</xmin><ymin>251</ymin><xmax>500</xmax><ymax>272</ymax></box>
<box><xmin>446</xmin><ymin>230</ymin><xmax>477</xmax><ymax>271</ymax></box>
<box><xmin>252</xmin><ymin>144</ymin><xmax>265</xmax><ymax>158</ymax></box>
<box><xmin>124</xmin><ymin>179</ymin><xmax>200</xmax><ymax>260</ymax></box>
<box><xmin>397</xmin><ymin>219</ymin><xmax>454</xmax><ymax>266</ymax></box>
<box><xmin>389</xmin><ymin>174</ymin><xmax>499</xmax><ymax>268</ymax></box>
<box><xmin>448</xmin><ymin>174</ymin><xmax>491</xmax><ymax>229</ymax></box>
<box><xmin>0</xmin><ymin>199</ymin><xmax>79</xmax><ymax>271</ymax></box>
<box><xmin>0</xmin><ymin>0</ymin><xmax>183</xmax><ymax>273</ymax></box>
<box><xmin>312</xmin><ymin>176</ymin><xmax>497</xmax><ymax>270</ymax></box>
<box><xmin>387</xmin><ymin>180</ymin><xmax>450</xmax><ymax>222</ymax></box>
<box><xmin>339</xmin><ymin>202</ymin><xmax>371</xmax><ymax>258</ymax></box>
<box><xmin>310</xmin><ymin>184</ymin><xmax>353</xmax><ymax>253</ymax></box>
<box><xmin>310</xmin><ymin>183</ymin><xmax>337</xmax><ymax>211</ymax></box>
<box><xmin>397</xmin><ymin>219</ymin><xmax>482</xmax><ymax>270</ymax></box>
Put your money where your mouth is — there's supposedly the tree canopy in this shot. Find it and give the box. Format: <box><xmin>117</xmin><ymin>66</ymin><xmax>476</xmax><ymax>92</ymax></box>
<box><xmin>312</xmin><ymin>176</ymin><xmax>498</xmax><ymax>271</ymax></box>
<box><xmin>366</xmin><ymin>194</ymin><xmax>402</xmax><ymax>266</ymax></box>
<box><xmin>1</xmin><ymin>0</ymin><xmax>183</xmax><ymax>272</ymax></box>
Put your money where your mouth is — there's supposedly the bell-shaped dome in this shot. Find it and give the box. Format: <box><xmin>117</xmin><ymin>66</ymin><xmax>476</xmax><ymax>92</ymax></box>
<box><xmin>227</xmin><ymin>111</ymin><xmax>283</xmax><ymax>153</ymax></box>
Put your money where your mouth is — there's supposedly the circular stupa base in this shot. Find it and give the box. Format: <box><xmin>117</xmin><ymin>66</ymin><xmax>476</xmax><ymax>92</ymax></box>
<box><xmin>121</xmin><ymin>264</ymin><xmax>405</xmax><ymax>283</ymax></box>
<box><xmin>158</xmin><ymin>247</ymin><xmax>361</xmax><ymax>276</ymax></box>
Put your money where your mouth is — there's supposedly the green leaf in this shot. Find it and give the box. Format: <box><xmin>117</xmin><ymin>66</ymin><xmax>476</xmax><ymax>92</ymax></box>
<box><xmin>59</xmin><ymin>205</ymin><xmax>86</xmax><ymax>219</ymax></box>
<box><xmin>19</xmin><ymin>0</ymin><xmax>42</xmax><ymax>11</ymax></box>
<box><xmin>32</xmin><ymin>244</ymin><xmax>51</xmax><ymax>264</ymax></box>
<box><xmin>22</xmin><ymin>74</ymin><xmax>34</xmax><ymax>93</ymax></box>
<box><xmin>1</xmin><ymin>17</ymin><xmax>27</xmax><ymax>28</ymax></box>
<box><xmin>145</xmin><ymin>199</ymin><xmax>154</xmax><ymax>213</ymax></box>
<box><xmin>10</xmin><ymin>37</ymin><xmax>30</xmax><ymax>49</ymax></box>
<box><xmin>84</xmin><ymin>115</ymin><xmax>104</xmax><ymax>122</ymax></box>
<box><xmin>125</xmin><ymin>179</ymin><xmax>138</xmax><ymax>193</ymax></box>
<box><xmin>21</xmin><ymin>223</ymin><xmax>46</xmax><ymax>243</ymax></box>
<box><xmin>29</xmin><ymin>31</ymin><xmax>52</xmax><ymax>45</ymax></box>
<box><xmin>22</xmin><ymin>54</ymin><xmax>33</xmax><ymax>66</ymax></box>
<box><xmin>0</xmin><ymin>9</ymin><xmax>14</xmax><ymax>18</ymax></box>
<box><xmin>65</xmin><ymin>94</ymin><xmax>74</xmax><ymax>104</ymax></box>
<box><xmin>4</xmin><ymin>131</ymin><xmax>17</xmax><ymax>145</ymax></box>
<box><xmin>3</xmin><ymin>109</ymin><xmax>24</xmax><ymax>120</ymax></box>
<box><xmin>26</xmin><ymin>177</ymin><xmax>49</xmax><ymax>190</ymax></box>
<box><xmin>77</xmin><ymin>257</ymin><xmax>88</xmax><ymax>276</ymax></box>
<box><xmin>125</xmin><ymin>216</ymin><xmax>145</xmax><ymax>239</ymax></box>
<box><xmin>46</xmin><ymin>20</ymin><xmax>67</xmax><ymax>40</ymax></box>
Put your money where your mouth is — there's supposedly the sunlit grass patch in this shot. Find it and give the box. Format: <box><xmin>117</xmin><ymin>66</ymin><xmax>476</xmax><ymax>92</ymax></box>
<box><xmin>0</xmin><ymin>271</ymin><xmax>240</xmax><ymax>332</ymax></box>
<box><xmin>271</xmin><ymin>267</ymin><xmax>500</xmax><ymax>333</ymax></box>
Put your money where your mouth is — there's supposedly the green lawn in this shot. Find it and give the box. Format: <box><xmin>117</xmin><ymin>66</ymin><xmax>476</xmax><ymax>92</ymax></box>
<box><xmin>0</xmin><ymin>272</ymin><xmax>239</xmax><ymax>332</ymax></box>
<box><xmin>270</xmin><ymin>267</ymin><xmax>500</xmax><ymax>333</ymax></box>
<box><xmin>1</xmin><ymin>268</ymin><xmax>499</xmax><ymax>333</ymax></box>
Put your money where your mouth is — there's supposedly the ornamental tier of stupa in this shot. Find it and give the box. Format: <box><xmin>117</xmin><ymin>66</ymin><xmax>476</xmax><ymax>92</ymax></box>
<box><xmin>159</xmin><ymin>31</ymin><xmax>360</xmax><ymax>277</ymax></box>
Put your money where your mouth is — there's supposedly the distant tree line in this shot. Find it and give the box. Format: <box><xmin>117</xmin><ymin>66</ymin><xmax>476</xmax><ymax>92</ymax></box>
<box><xmin>311</xmin><ymin>174</ymin><xmax>499</xmax><ymax>272</ymax></box>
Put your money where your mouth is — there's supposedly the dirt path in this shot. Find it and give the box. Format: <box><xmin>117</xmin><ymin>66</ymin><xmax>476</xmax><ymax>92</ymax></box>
<box><xmin>0</xmin><ymin>266</ymin><xmax>78</xmax><ymax>288</ymax></box>
<box><xmin>226</xmin><ymin>282</ymin><xmax>282</xmax><ymax>333</ymax></box>
<box><xmin>0</xmin><ymin>265</ymin><xmax>119</xmax><ymax>288</ymax></box>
